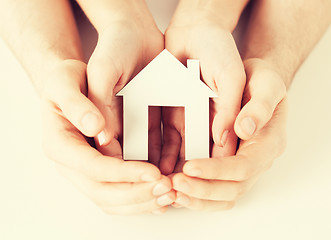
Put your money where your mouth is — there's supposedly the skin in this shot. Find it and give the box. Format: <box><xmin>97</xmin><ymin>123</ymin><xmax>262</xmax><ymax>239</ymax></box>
<box><xmin>0</xmin><ymin>0</ymin><xmax>175</xmax><ymax>215</ymax></box>
<box><xmin>160</xmin><ymin>0</ymin><xmax>250</xmax><ymax>175</ymax></box>
<box><xmin>170</xmin><ymin>0</ymin><xmax>331</xmax><ymax>210</ymax></box>
<box><xmin>172</xmin><ymin>61</ymin><xmax>288</xmax><ymax>210</ymax></box>
<box><xmin>1</xmin><ymin>0</ymin><xmax>330</xmax><ymax>214</ymax></box>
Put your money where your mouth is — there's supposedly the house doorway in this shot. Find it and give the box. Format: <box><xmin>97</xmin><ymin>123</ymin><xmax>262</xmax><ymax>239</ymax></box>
<box><xmin>148</xmin><ymin>106</ymin><xmax>185</xmax><ymax>167</ymax></box>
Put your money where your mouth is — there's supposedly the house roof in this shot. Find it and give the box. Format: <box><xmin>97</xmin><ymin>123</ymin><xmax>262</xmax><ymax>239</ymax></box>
<box><xmin>117</xmin><ymin>49</ymin><xmax>217</xmax><ymax>101</ymax></box>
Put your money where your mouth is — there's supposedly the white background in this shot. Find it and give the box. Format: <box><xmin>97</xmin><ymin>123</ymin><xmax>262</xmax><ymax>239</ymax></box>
<box><xmin>1</xmin><ymin>1</ymin><xmax>331</xmax><ymax>239</ymax></box>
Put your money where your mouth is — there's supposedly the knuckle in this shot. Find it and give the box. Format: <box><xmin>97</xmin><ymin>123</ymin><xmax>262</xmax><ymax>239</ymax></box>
<box><xmin>254</xmin><ymin>100</ymin><xmax>273</xmax><ymax>124</ymax></box>
<box><xmin>269</xmin><ymin>70</ymin><xmax>287</xmax><ymax>98</ymax></box>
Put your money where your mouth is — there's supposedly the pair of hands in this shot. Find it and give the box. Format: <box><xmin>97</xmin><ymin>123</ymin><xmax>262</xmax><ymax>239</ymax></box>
<box><xmin>41</xmin><ymin>5</ymin><xmax>287</xmax><ymax>215</ymax></box>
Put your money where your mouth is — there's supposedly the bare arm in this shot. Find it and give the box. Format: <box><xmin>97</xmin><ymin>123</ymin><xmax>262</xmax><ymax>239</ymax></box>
<box><xmin>75</xmin><ymin>0</ymin><xmax>157</xmax><ymax>33</ymax></box>
<box><xmin>168</xmin><ymin>0</ymin><xmax>249</xmax><ymax>31</ymax></box>
<box><xmin>0</xmin><ymin>0</ymin><xmax>171</xmax><ymax>215</ymax></box>
<box><xmin>0</xmin><ymin>0</ymin><xmax>82</xmax><ymax>93</ymax></box>
<box><xmin>243</xmin><ymin>0</ymin><xmax>331</xmax><ymax>88</ymax></box>
<box><xmin>171</xmin><ymin>0</ymin><xmax>331</xmax><ymax>211</ymax></box>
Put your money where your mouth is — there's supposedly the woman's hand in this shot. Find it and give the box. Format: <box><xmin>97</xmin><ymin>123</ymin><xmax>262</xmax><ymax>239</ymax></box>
<box><xmin>79</xmin><ymin>1</ymin><xmax>164</xmax><ymax>162</ymax></box>
<box><xmin>160</xmin><ymin>4</ymin><xmax>246</xmax><ymax>174</ymax></box>
<box><xmin>41</xmin><ymin>60</ymin><xmax>175</xmax><ymax>215</ymax></box>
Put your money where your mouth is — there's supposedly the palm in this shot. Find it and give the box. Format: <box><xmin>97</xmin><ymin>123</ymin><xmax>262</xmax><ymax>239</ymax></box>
<box><xmin>159</xmin><ymin>24</ymin><xmax>245</xmax><ymax>174</ymax></box>
<box><xmin>86</xmin><ymin>23</ymin><xmax>164</xmax><ymax>162</ymax></box>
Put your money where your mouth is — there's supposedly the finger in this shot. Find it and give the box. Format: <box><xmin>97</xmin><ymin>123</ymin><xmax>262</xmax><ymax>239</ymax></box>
<box><xmin>86</xmin><ymin>56</ymin><xmax>122</xmax><ymax>146</ymax></box>
<box><xmin>160</xmin><ymin>107</ymin><xmax>184</xmax><ymax>175</ymax></box>
<box><xmin>160</xmin><ymin>126</ymin><xmax>181</xmax><ymax>175</ymax></box>
<box><xmin>42</xmin><ymin>101</ymin><xmax>161</xmax><ymax>183</ymax></box>
<box><xmin>168</xmin><ymin>30</ymin><xmax>245</xmax><ymax>156</ymax></box>
<box><xmin>56</xmin><ymin>163</ymin><xmax>172</xmax><ymax>206</ymax></box>
<box><xmin>183</xmin><ymin>155</ymin><xmax>256</xmax><ymax>182</ymax></box>
<box><xmin>209</xmin><ymin>62</ymin><xmax>245</xmax><ymax>150</ymax></box>
<box><xmin>101</xmin><ymin>191</ymin><xmax>176</xmax><ymax>216</ymax></box>
<box><xmin>97</xmin><ymin>137</ymin><xmax>122</xmax><ymax>159</ymax></box>
<box><xmin>148</xmin><ymin>106</ymin><xmax>162</xmax><ymax>167</ymax></box>
<box><xmin>189</xmin><ymin>30</ymin><xmax>245</xmax><ymax>153</ymax></box>
<box><xmin>86</xmin><ymin>30</ymin><xmax>137</xmax><ymax>146</ymax></box>
<box><xmin>234</xmin><ymin>59</ymin><xmax>287</xmax><ymax>140</ymax></box>
<box><xmin>172</xmin><ymin>173</ymin><xmax>245</xmax><ymax>201</ymax></box>
<box><xmin>173</xmin><ymin>158</ymin><xmax>186</xmax><ymax>173</ymax></box>
<box><xmin>175</xmin><ymin>192</ymin><xmax>235</xmax><ymax>211</ymax></box>
<box><xmin>46</xmin><ymin>60</ymin><xmax>105</xmax><ymax>137</ymax></box>
<box><xmin>210</xmin><ymin>130</ymin><xmax>238</xmax><ymax>159</ymax></box>
<box><xmin>183</xmin><ymin>99</ymin><xmax>288</xmax><ymax>181</ymax></box>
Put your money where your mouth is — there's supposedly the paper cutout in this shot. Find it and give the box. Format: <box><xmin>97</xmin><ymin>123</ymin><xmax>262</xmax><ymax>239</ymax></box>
<box><xmin>117</xmin><ymin>49</ymin><xmax>217</xmax><ymax>160</ymax></box>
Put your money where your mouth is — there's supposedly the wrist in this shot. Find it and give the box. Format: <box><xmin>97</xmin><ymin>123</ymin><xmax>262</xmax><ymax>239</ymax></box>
<box><xmin>77</xmin><ymin>0</ymin><xmax>158</xmax><ymax>34</ymax></box>
<box><xmin>38</xmin><ymin>59</ymin><xmax>87</xmax><ymax>100</ymax></box>
<box><xmin>243</xmin><ymin>57</ymin><xmax>291</xmax><ymax>90</ymax></box>
<box><xmin>169</xmin><ymin>0</ymin><xmax>249</xmax><ymax>32</ymax></box>
<box><xmin>28</xmin><ymin>54</ymin><xmax>84</xmax><ymax>96</ymax></box>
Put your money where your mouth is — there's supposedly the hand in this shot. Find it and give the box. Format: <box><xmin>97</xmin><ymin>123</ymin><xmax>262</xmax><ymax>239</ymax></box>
<box><xmin>41</xmin><ymin>60</ymin><xmax>175</xmax><ymax>215</ymax></box>
<box><xmin>171</xmin><ymin>59</ymin><xmax>288</xmax><ymax>210</ymax></box>
<box><xmin>86</xmin><ymin>4</ymin><xmax>164</xmax><ymax>166</ymax></box>
<box><xmin>160</xmin><ymin>8</ymin><xmax>246</xmax><ymax>174</ymax></box>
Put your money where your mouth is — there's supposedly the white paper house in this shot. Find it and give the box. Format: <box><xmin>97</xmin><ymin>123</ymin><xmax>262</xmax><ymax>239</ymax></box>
<box><xmin>117</xmin><ymin>49</ymin><xmax>217</xmax><ymax>160</ymax></box>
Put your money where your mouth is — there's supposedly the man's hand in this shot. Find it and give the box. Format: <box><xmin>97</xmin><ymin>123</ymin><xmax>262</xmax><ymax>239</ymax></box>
<box><xmin>171</xmin><ymin>59</ymin><xmax>287</xmax><ymax>210</ymax></box>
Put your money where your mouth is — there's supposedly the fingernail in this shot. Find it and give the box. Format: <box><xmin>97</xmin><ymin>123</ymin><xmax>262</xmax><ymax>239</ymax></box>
<box><xmin>186</xmin><ymin>168</ymin><xmax>202</xmax><ymax>177</ymax></box>
<box><xmin>241</xmin><ymin>117</ymin><xmax>256</xmax><ymax>136</ymax></box>
<box><xmin>220</xmin><ymin>130</ymin><xmax>229</xmax><ymax>147</ymax></box>
<box><xmin>176</xmin><ymin>181</ymin><xmax>191</xmax><ymax>193</ymax></box>
<box><xmin>97</xmin><ymin>130</ymin><xmax>106</xmax><ymax>146</ymax></box>
<box><xmin>81</xmin><ymin>112</ymin><xmax>99</xmax><ymax>134</ymax></box>
<box><xmin>175</xmin><ymin>195</ymin><xmax>190</xmax><ymax>206</ymax></box>
<box><xmin>141</xmin><ymin>174</ymin><xmax>158</xmax><ymax>182</ymax></box>
<box><xmin>157</xmin><ymin>194</ymin><xmax>174</xmax><ymax>206</ymax></box>
<box><xmin>153</xmin><ymin>183</ymin><xmax>171</xmax><ymax>196</ymax></box>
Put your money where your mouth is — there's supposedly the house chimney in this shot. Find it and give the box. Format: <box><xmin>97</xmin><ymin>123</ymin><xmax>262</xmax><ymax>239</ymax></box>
<box><xmin>187</xmin><ymin>59</ymin><xmax>200</xmax><ymax>81</ymax></box>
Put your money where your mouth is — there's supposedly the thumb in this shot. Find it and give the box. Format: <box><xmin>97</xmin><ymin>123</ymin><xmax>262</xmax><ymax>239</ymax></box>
<box><xmin>46</xmin><ymin>60</ymin><xmax>105</xmax><ymax>137</ymax></box>
<box><xmin>234</xmin><ymin>59</ymin><xmax>286</xmax><ymax>140</ymax></box>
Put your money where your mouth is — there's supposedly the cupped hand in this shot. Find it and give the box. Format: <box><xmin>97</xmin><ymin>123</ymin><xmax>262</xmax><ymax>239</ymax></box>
<box><xmin>160</xmin><ymin>10</ymin><xmax>246</xmax><ymax>174</ymax></box>
<box><xmin>41</xmin><ymin>60</ymin><xmax>175</xmax><ymax>215</ymax></box>
<box><xmin>171</xmin><ymin>59</ymin><xmax>288</xmax><ymax>210</ymax></box>
<box><xmin>86</xmin><ymin>8</ymin><xmax>164</xmax><ymax>166</ymax></box>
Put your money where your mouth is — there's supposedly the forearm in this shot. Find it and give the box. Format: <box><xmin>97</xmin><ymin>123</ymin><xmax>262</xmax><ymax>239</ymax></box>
<box><xmin>75</xmin><ymin>0</ymin><xmax>157</xmax><ymax>33</ymax></box>
<box><xmin>169</xmin><ymin>0</ymin><xmax>250</xmax><ymax>31</ymax></box>
<box><xmin>0</xmin><ymin>0</ymin><xmax>83</xmax><ymax>93</ymax></box>
<box><xmin>243</xmin><ymin>0</ymin><xmax>331</xmax><ymax>88</ymax></box>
